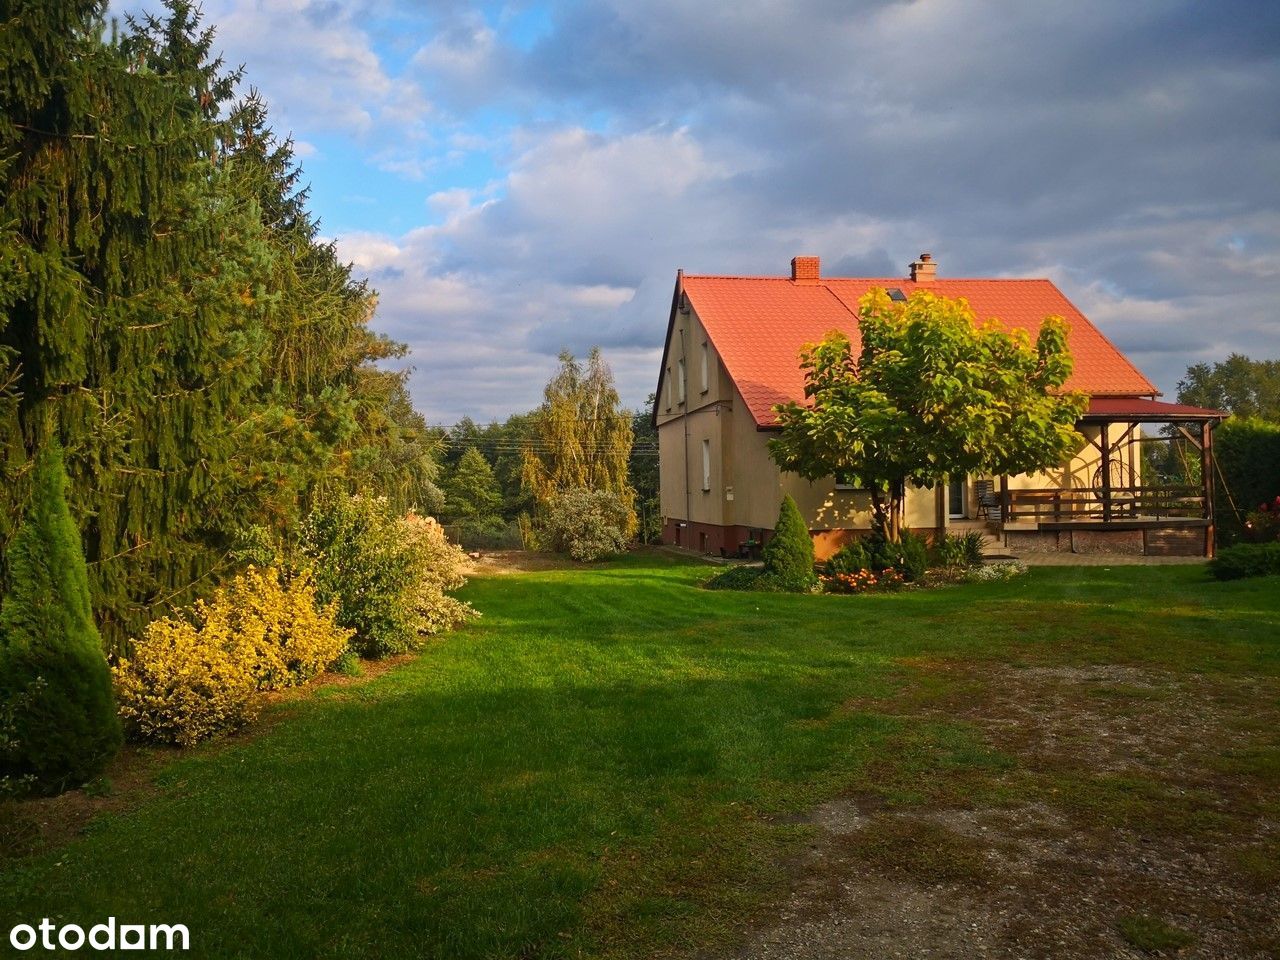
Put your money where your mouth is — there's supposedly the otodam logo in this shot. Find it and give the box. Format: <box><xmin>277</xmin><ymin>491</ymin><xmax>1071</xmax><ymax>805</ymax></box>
<box><xmin>8</xmin><ymin>918</ymin><xmax>189</xmax><ymax>952</ymax></box>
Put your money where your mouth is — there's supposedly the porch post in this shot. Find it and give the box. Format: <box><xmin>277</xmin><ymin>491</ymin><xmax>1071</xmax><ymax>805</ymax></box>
<box><xmin>1100</xmin><ymin>421</ymin><xmax>1112</xmax><ymax>522</ymax></box>
<box><xmin>999</xmin><ymin>474</ymin><xmax>1009</xmax><ymax>525</ymax></box>
<box><xmin>1201</xmin><ymin>419</ymin><xmax>1215</xmax><ymax>558</ymax></box>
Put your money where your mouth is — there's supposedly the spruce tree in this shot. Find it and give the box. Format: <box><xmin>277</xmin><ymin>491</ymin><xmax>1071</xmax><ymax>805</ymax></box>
<box><xmin>0</xmin><ymin>441</ymin><xmax>120</xmax><ymax>794</ymax></box>
<box><xmin>762</xmin><ymin>495</ymin><xmax>816</xmax><ymax>588</ymax></box>
<box><xmin>444</xmin><ymin>448</ymin><xmax>504</xmax><ymax>535</ymax></box>
<box><xmin>0</xmin><ymin>1</ymin><xmax>270</xmax><ymax>648</ymax></box>
<box><xmin>0</xmin><ymin>3</ymin><xmax>443</xmax><ymax>650</ymax></box>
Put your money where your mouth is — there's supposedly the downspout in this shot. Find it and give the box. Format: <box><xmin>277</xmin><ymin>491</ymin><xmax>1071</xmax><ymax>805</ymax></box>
<box><xmin>681</xmin><ymin>318</ymin><xmax>691</xmax><ymax>536</ymax></box>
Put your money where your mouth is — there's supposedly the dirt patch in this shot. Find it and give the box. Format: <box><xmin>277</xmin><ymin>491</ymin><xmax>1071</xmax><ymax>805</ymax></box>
<box><xmin>731</xmin><ymin>662</ymin><xmax>1280</xmax><ymax>959</ymax></box>
<box><xmin>466</xmin><ymin>550</ymin><xmax>576</xmax><ymax>575</ymax></box>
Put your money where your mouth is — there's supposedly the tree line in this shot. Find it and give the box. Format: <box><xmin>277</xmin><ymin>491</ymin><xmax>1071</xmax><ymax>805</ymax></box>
<box><xmin>431</xmin><ymin>349</ymin><xmax>659</xmax><ymax>549</ymax></box>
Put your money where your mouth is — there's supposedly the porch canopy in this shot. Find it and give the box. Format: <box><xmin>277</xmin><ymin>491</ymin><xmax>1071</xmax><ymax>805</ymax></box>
<box><xmin>1002</xmin><ymin>396</ymin><xmax>1228</xmax><ymax>554</ymax></box>
<box><xmin>1080</xmin><ymin>397</ymin><xmax>1228</xmax><ymax>423</ymax></box>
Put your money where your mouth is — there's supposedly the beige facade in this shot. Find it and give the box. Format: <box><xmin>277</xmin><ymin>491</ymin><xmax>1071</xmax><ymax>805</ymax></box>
<box><xmin>657</xmin><ymin>303</ymin><xmax>1146</xmax><ymax>559</ymax></box>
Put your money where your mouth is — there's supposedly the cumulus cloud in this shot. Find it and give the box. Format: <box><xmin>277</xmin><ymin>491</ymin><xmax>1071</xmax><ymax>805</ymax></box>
<box><xmin>119</xmin><ymin>0</ymin><xmax>1280</xmax><ymax>420</ymax></box>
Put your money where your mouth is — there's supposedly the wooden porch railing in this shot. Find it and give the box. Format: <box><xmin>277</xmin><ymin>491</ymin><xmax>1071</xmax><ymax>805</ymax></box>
<box><xmin>1003</xmin><ymin>486</ymin><xmax>1206</xmax><ymax>525</ymax></box>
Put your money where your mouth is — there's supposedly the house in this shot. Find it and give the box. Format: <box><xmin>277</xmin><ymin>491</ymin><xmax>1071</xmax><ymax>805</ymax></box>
<box><xmin>654</xmin><ymin>253</ymin><xmax>1226</xmax><ymax>559</ymax></box>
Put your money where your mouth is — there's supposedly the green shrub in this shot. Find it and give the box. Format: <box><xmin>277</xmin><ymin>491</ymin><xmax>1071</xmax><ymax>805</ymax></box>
<box><xmin>330</xmin><ymin>650</ymin><xmax>362</xmax><ymax>677</ymax></box>
<box><xmin>960</xmin><ymin>531</ymin><xmax>986</xmax><ymax>567</ymax></box>
<box><xmin>0</xmin><ymin>442</ymin><xmax>121</xmax><ymax>795</ymax></box>
<box><xmin>753</xmin><ymin>571</ymin><xmax>816</xmax><ymax>593</ymax></box>
<box><xmin>1209</xmin><ymin>542</ymin><xmax>1280</xmax><ymax>581</ymax></box>
<box><xmin>826</xmin><ymin>540</ymin><xmax>873</xmax><ymax>575</ymax></box>
<box><xmin>932</xmin><ymin>532</ymin><xmax>986</xmax><ymax>570</ymax></box>
<box><xmin>540</xmin><ymin>488</ymin><xmax>630</xmax><ymax>562</ymax></box>
<box><xmin>0</xmin><ymin>677</ymin><xmax>46</xmax><ymax>798</ymax></box>
<box><xmin>401</xmin><ymin>514</ymin><xmax>478</xmax><ymax>636</ymax></box>
<box><xmin>867</xmin><ymin>531</ymin><xmax>928</xmax><ymax>582</ymax></box>
<box><xmin>1215</xmin><ymin>418</ymin><xmax>1280</xmax><ymax>545</ymax></box>
<box><xmin>763</xmin><ymin>496</ymin><xmax>816</xmax><ymax>588</ymax></box>
<box><xmin>704</xmin><ymin>565</ymin><xmax>765</xmax><ymax>591</ymax></box>
<box><xmin>300</xmin><ymin>494</ymin><xmax>422</xmax><ymax>658</ymax></box>
<box><xmin>704</xmin><ymin>565</ymin><xmax>815</xmax><ymax>593</ymax></box>
<box><xmin>934</xmin><ymin>533</ymin><xmax>968</xmax><ymax>568</ymax></box>
<box><xmin>1244</xmin><ymin>496</ymin><xmax>1280</xmax><ymax>543</ymax></box>
<box><xmin>298</xmin><ymin>495</ymin><xmax>476</xmax><ymax>658</ymax></box>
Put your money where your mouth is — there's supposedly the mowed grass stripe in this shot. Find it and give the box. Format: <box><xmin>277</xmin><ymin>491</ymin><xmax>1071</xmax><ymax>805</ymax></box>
<box><xmin>1</xmin><ymin>553</ymin><xmax>1276</xmax><ymax>959</ymax></box>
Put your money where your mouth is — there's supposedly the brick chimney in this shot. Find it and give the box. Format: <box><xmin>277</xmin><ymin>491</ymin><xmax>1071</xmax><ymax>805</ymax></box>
<box><xmin>909</xmin><ymin>252</ymin><xmax>936</xmax><ymax>282</ymax></box>
<box><xmin>791</xmin><ymin>256</ymin><xmax>820</xmax><ymax>284</ymax></box>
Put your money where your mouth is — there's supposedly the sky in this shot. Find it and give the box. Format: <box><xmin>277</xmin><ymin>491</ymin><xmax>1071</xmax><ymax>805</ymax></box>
<box><xmin>121</xmin><ymin>0</ymin><xmax>1279</xmax><ymax>424</ymax></box>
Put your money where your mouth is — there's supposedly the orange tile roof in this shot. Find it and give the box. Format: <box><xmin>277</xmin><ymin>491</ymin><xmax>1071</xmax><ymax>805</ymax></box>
<box><xmin>680</xmin><ymin>274</ymin><xmax>1159</xmax><ymax>428</ymax></box>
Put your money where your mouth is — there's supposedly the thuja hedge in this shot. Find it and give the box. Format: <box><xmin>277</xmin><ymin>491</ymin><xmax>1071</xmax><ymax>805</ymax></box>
<box><xmin>1215</xmin><ymin>417</ymin><xmax>1280</xmax><ymax>544</ymax></box>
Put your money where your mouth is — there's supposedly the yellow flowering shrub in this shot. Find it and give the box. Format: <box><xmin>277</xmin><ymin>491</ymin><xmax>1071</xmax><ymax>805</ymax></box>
<box><xmin>113</xmin><ymin>567</ymin><xmax>352</xmax><ymax>746</ymax></box>
<box><xmin>113</xmin><ymin>614</ymin><xmax>259</xmax><ymax>748</ymax></box>
<box><xmin>217</xmin><ymin>567</ymin><xmax>353</xmax><ymax>691</ymax></box>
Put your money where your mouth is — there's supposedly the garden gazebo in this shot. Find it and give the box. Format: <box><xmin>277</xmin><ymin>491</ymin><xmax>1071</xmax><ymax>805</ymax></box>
<box><xmin>1000</xmin><ymin>398</ymin><xmax>1228</xmax><ymax>557</ymax></box>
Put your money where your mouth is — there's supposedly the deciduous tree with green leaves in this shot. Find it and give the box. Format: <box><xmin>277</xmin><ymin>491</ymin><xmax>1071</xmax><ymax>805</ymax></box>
<box><xmin>770</xmin><ymin>289</ymin><xmax>1087</xmax><ymax>542</ymax></box>
<box><xmin>1177</xmin><ymin>353</ymin><xmax>1280</xmax><ymax>421</ymax></box>
<box><xmin>522</xmin><ymin>348</ymin><xmax>637</xmax><ymax>537</ymax></box>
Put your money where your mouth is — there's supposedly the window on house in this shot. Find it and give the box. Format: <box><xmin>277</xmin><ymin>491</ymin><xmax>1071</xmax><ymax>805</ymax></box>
<box><xmin>701</xmin><ymin>439</ymin><xmax>711</xmax><ymax>492</ymax></box>
<box><xmin>664</xmin><ymin>368</ymin><xmax>672</xmax><ymax>410</ymax></box>
<box><xmin>700</xmin><ymin>342</ymin><xmax>710</xmax><ymax>393</ymax></box>
<box><xmin>677</xmin><ymin>358</ymin><xmax>687</xmax><ymax>404</ymax></box>
<box><xmin>835</xmin><ymin>471</ymin><xmax>859</xmax><ymax>491</ymax></box>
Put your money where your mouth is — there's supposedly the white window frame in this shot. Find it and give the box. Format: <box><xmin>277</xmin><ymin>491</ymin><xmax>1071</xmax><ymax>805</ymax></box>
<box><xmin>665</xmin><ymin>368</ymin><xmax>672</xmax><ymax>411</ymax></box>
<box><xmin>701</xmin><ymin>438</ymin><xmax>711</xmax><ymax>492</ymax></box>
<box><xmin>700</xmin><ymin>342</ymin><xmax>710</xmax><ymax>393</ymax></box>
<box><xmin>677</xmin><ymin>358</ymin><xmax>687</xmax><ymax>404</ymax></box>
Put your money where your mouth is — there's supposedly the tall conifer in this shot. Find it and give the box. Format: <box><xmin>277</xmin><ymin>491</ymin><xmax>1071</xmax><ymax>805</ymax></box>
<box><xmin>0</xmin><ymin>2</ymin><xmax>442</xmax><ymax>649</ymax></box>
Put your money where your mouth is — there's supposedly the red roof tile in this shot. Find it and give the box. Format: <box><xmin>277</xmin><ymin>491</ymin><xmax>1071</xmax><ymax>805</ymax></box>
<box><xmin>680</xmin><ymin>274</ymin><xmax>1159</xmax><ymax>428</ymax></box>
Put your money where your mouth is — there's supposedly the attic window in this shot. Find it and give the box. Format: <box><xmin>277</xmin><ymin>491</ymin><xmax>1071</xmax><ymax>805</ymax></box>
<box><xmin>887</xmin><ymin>288</ymin><xmax>907</xmax><ymax>302</ymax></box>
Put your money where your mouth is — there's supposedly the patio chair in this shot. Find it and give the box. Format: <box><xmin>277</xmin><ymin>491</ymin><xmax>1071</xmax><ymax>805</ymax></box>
<box><xmin>975</xmin><ymin>479</ymin><xmax>1001</xmax><ymax>520</ymax></box>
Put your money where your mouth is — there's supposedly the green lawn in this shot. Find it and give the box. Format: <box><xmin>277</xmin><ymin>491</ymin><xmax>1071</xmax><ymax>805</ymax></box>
<box><xmin>2</xmin><ymin>553</ymin><xmax>1278</xmax><ymax>958</ymax></box>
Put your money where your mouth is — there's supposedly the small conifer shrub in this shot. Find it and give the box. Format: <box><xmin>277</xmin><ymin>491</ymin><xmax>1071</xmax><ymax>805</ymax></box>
<box><xmin>0</xmin><ymin>442</ymin><xmax>121</xmax><ymax>794</ymax></box>
<box><xmin>762</xmin><ymin>495</ymin><xmax>817</xmax><ymax>590</ymax></box>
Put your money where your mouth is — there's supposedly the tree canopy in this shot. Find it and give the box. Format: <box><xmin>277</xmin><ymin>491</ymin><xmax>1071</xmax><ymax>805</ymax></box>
<box><xmin>769</xmin><ymin>289</ymin><xmax>1086</xmax><ymax>540</ymax></box>
<box><xmin>522</xmin><ymin>348</ymin><xmax>636</xmax><ymax>535</ymax></box>
<box><xmin>442</xmin><ymin>447</ymin><xmax>504</xmax><ymax>540</ymax></box>
<box><xmin>1177</xmin><ymin>354</ymin><xmax>1280</xmax><ymax>421</ymax></box>
<box><xmin>0</xmin><ymin>0</ymin><xmax>439</xmax><ymax>649</ymax></box>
